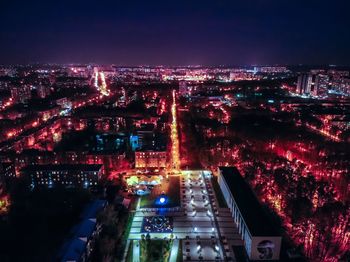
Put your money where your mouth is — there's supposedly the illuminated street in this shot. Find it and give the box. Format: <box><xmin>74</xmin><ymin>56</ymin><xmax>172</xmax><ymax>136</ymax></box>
<box><xmin>170</xmin><ymin>89</ymin><xmax>180</xmax><ymax>172</ymax></box>
<box><xmin>93</xmin><ymin>69</ymin><xmax>110</xmax><ymax>96</ymax></box>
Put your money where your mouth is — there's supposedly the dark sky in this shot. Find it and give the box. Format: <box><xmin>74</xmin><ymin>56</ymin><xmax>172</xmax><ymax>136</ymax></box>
<box><xmin>0</xmin><ymin>0</ymin><xmax>349</xmax><ymax>65</ymax></box>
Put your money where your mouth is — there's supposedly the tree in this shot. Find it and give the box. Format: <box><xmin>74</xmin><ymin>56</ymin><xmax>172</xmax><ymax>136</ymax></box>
<box><xmin>99</xmin><ymin>236</ymin><xmax>115</xmax><ymax>262</ymax></box>
<box><xmin>289</xmin><ymin>197</ymin><xmax>313</xmax><ymax>224</ymax></box>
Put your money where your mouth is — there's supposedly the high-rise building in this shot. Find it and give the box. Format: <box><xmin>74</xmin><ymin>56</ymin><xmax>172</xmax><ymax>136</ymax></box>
<box><xmin>297</xmin><ymin>73</ymin><xmax>330</xmax><ymax>97</ymax></box>
<box><xmin>297</xmin><ymin>74</ymin><xmax>313</xmax><ymax>95</ymax></box>
<box><xmin>297</xmin><ymin>73</ymin><xmax>328</xmax><ymax>96</ymax></box>
<box><xmin>313</xmin><ymin>74</ymin><xmax>329</xmax><ymax>96</ymax></box>
<box><xmin>218</xmin><ymin>167</ymin><xmax>282</xmax><ymax>260</ymax></box>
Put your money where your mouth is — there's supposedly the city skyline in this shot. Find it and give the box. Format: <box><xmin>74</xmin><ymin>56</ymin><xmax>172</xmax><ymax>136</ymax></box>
<box><xmin>0</xmin><ymin>63</ymin><xmax>349</xmax><ymax>262</ymax></box>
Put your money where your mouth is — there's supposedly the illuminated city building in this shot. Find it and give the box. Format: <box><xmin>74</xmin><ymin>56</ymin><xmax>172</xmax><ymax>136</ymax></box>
<box><xmin>24</xmin><ymin>164</ymin><xmax>103</xmax><ymax>188</ymax></box>
<box><xmin>229</xmin><ymin>71</ymin><xmax>259</xmax><ymax>81</ymax></box>
<box><xmin>133</xmin><ymin>123</ymin><xmax>167</xmax><ymax>168</ymax></box>
<box><xmin>313</xmin><ymin>74</ymin><xmax>329</xmax><ymax>96</ymax></box>
<box><xmin>297</xmin><ymin>74</ymin><xmax>313</xmax><ymax>95</ymax></box>
<box><xmin>135</xmin><ymin>151</ymin><xmax>167</xmax><ymax>168</ymax></box>
<box><xmin>0</xmin><ymin>162</ymin><xmax>16</xmax><ymax>180</ymax></box>
<box><xmin>0</xmin><ymin>67</ymin><xmax>17</xmax><ymax>77</ymax></box>
<box><xmin>218</xmin><ymin>167</ymin><xmax>282</xmax><ymax>260</ymax></box>
<box><xmin>129</xmin><ymin>135</ymin><xmax>139</xmax><ymax>151</ymax></box>
<box><xmin>297</xmin><ymin>73</ymin><xmax>331</xmax><ymax>97</ymax></box>
<box><xmin>0</xmin><ymin>162</ymin><xmax>16</xmax><ymax>194</ymax></box>
<box><xmin>67</xmin><ymin>65</ymin><xmax>89</xmax><ymax>78</ymax></box>
<box><xmin>253</xmin><ymin>66</ymin><xmax>289</xmax><ymax>74</ymax></box>
<box><xmin>56</xmin><ymin>97</ymin><xmax>70</xmax><ymax>108</ymax></box>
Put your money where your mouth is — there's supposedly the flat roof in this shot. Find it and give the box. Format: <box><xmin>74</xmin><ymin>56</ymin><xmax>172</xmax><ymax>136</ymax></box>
<box><xmin>80</xmin><ymin>200</ymin><xmax>107</xmax><ymax>219</ymax></box>
<box><xmin>60</xmin><ymin>238</ymin><xmax>86</xmax><ymax>262</ymax></box>
<box><xmin>219</xmin><ymin>166</ymin><xmax>279</xmax><ymax>237</ymax></box>
<box><xmin>71</xmin><ymin>218</ymin><xmax>96</xmax><ymax>238</ymax></box>
<box><xmin>23</xmin><ymin>164</ymin><xmax>103</xmax><ymax>172</ymax></box>
<box><xmin>58</xmin><ymin>201</ymin><xmax>106</xmax><ymax>261</ymax></box>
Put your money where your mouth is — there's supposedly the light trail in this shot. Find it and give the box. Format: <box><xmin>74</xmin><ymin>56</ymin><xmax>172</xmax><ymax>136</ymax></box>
<box><xmin>170</xmin><ymin>89</ymin><xmax>180</xmax><ymax>172</ymax></box>
<box><xmin>99</xmin><ymin>72</ymin><xmax>110</xmax><ymax>96</ymax></box>
<box><xmin>93</xmin><ymin>69</ymin><xmax>110</xmax><ymax>96</ymax></box>
<box><xmin>306</xmin><ymin>124</ymin><xmax>340</xmax><ymax>142</ymax></box>
<box><xmin>94</xmin><ymin>71</ymin><xmax>99</xmax><ymax>90</ymax></box>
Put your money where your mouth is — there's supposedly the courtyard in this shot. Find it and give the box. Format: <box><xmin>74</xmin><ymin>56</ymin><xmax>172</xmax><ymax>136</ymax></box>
<box><xmin>139</xmin><ymin>176</ymin><xmax>180</xmax><ymax>208</ymax></box>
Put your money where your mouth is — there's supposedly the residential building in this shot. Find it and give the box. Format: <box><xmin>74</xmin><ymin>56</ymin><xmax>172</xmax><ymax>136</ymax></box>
<box><xmin>135</xmin><ymin>151</ymin><xmax>167</xmax><ymax>168</ymax></box>
<box><xmin>58</xmin><ymin>200</ymin><xmax>107</xmax><ymax>262</ymax></box>
<box><xmin>23</xmin><ymin>164</ymin><xmax>103</xmax><ymax>188</ymax></box>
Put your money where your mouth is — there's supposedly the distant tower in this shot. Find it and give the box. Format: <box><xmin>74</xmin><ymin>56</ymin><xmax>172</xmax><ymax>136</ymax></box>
<box><xmin>297</xmin><ymin>74</ymin><xmax>314</xmax><ymax>95</ymax></box>
<box><xmin>297</xmin><ymin>73</ymin><xmax>329</xmax><ymax>97</ymax></box>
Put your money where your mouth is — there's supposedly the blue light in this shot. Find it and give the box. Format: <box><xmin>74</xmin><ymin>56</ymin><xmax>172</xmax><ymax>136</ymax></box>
<box><xmin>130</xmin><ymin>135</ymin><xmax>139</xmax><ymax>151</ymax></box>
<box><xmin>155</xmin><ymin>194</ymin><xmax>169</xmax><ymax>206</ymax></box>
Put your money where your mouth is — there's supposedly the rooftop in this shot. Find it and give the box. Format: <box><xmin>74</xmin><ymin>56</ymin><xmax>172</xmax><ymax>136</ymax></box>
<box><xmin>80</xmin><ymin>200</ymin><xmax>107</xmax><ymax>219</ymax></box>
<box><xmin>219</xmin><ymin>166</ymin><xmax>279</xmax><ymax>237</ymax></box>
<box><xmin>58</xmin><ymin>200</ymin><xmax>106</xmax><ymax>262</ymax></box>
<box><xmin>59</xmin><ymin>238</ymin><xmax>86</xmax><ymax>262</ymax></box>
<box><xmin>71</xmin><ymin>218</ymin><xmax>96</xmax><ymax>238</ymax></box>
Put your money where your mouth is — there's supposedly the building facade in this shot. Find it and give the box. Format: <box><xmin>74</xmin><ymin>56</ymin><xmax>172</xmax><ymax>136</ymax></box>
<box><xmin>135</xmin><ymin>151</ymin><xmax>167</xmax><ymax>168</ymax></box>
<box><xmin>23</xmin><ymin>164</ymin><xmax>103</xmax><ymax>188</ymax></box>
<box><xmin>218</xmin><ymin>167</ymin><xmax>282</xmax><ymax>260</ymax></box>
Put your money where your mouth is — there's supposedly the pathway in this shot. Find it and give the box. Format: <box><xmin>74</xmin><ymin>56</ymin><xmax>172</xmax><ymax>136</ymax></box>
<box><xmin>169</xmin><ymin>239</ymin><xmax>180</xmax><ymax>262</ymax></box>
<box><xmin>132</xmin><ymin>240</ymin><xmax>140</xmax><ymax>262</ymax></box>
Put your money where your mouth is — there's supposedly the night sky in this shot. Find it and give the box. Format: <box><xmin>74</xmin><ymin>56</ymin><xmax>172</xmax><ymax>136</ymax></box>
<box><xmin>0</xmin><ymin>0</ymin><xmax>349</xmax><ymax>66</ymax></box>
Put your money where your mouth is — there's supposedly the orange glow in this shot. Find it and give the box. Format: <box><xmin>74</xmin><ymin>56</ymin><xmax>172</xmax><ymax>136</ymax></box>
<box><xmin>99</xmin><ymin>72</ymin><xmax>110</xmax><ymax>96</ymax></box>
<box><xmin>170</xmin><ymin>90</ymin><xmax>180</xmax><ymax>172</ymax></box>
<box><xmin>306</xmin><ymin>123</ymin><xmax>340</xmax><ymax>142</ymax></box>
